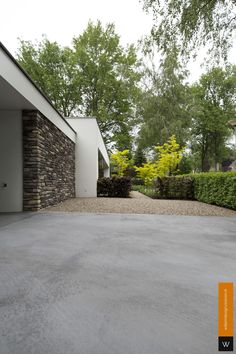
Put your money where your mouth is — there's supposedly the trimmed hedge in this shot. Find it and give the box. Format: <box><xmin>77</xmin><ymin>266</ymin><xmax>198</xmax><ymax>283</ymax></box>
<box><xmin>155</xmin><ymin>176</ymin><xmax>194</xmax><ymax>200</ymax></box>
<box><xmin>97</xmin><ymin>177</ymin><xmax>131</xmax><ymax>198</ymax></box>
<box><xmin>153</xmin><ymin>172</ymin><xmax>236</xmax><ymax>210</ymax></box>
<box><xmin>193</xmin><ymin>172</ymin><xmax>236</xmax><ymax>210</ymax></box>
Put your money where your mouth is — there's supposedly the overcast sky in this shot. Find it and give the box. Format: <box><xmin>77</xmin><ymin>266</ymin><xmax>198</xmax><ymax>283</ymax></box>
<box><xmin>1</xmin><ymin>0</ymin><xmax>235</xmax><ymax>82</ymax></box>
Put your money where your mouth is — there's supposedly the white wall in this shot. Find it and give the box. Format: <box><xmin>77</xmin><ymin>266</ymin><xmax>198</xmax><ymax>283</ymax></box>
<box><xmin>67</xmin><ymin>118</ymin><xmax>110</xmax><ymax>197</ymax></box>
<box><xmin>0</xmin><ymin>110</ymin><xmax>23</xmax><ymax>212</ymax></box>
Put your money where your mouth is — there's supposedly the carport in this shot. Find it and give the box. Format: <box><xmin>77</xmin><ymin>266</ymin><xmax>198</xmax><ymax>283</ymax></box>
<box><xmin>0</xmin><ymin>43</ymin><xmax>110</xmax><ymax>212</ymax></box>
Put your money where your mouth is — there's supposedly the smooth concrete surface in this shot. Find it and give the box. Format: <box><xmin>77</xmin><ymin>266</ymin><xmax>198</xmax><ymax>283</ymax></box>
<box><xmin>0</xmin><ymin>212</ymin><xmax>235</xmax><ymax>354</ymax></box>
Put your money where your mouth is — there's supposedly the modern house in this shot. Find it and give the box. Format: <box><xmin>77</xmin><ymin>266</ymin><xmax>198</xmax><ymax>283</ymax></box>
<box><xmin>0</xmin><ymin>42</ymin><xmax>109</xmax><ymax>212</ymax></box>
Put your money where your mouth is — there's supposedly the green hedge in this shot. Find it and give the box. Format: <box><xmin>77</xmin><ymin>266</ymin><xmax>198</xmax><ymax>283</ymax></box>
<box><xmin>97</xmin><ymin>177</ymin><xmax>131</xmax><ymax>198</ymax></box>
<box><xmin>153</xmin><ymin>172</ymin><xmax>236</xmax><ymax>210</ymax></box>
<box><xmin>193</xmin><ymin>172</ymin><xmax>236</xmax><ymax>210</ymax></box>
<box><xmin>155</xmin><ymin>176</ymin><xmax>194</xmax><ymax>200</ymax></box>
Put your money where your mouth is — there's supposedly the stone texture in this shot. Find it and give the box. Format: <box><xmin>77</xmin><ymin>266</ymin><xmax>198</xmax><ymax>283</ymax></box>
<box><xmin>23</xmin><ymin>110</ymin><xmax>75</xmax><ymax>211</ymax></box>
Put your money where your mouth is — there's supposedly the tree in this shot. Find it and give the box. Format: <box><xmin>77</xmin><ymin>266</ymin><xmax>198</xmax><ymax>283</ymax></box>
<box><xmin>17</xmin><ymin>22</ymin><xmax>142</xmax><ymax>149</ymax></box>
<box><xmin>73</xmin><ymin>21</ymin><xmax>141</xmax><ymax>149</ymax></box>
<box><xmin>18</xmin><ymin>38</ymin><xmax>81</xmax><ymax>117</ymax></box>
<box><xmin>134</xmin><ymin>145</ymin><xmax>147</xmax><ymax>166</ymax></box>
<box><xmin>110</xmin><ymin>150</ymin><xmax>132</xmax><ymax>176</ymax></box>
<box><xmin>190</xmin><ymin>66</ymin><xmax>236</xmax><ymax>171</ymax></box>
<box><xmin>135</xmin><ymin>135</ymin><xmax>185</xmax><ymax>185</ymax></box>
<box><xmin>155</xmin><ymin>135</ymin><xmax>185</xmax><ymax>176</ymax></box>
<box><xmin>134</xmin><ymin>162</ymin><xmax>157</xmax><ymax>185</ymax></box>
<box><xmin>138</xmin><ymin>48</ymin><xmax>191</xmax><ymax>149</ymax></box>
<box><xmin>143</xmin><ymin>0</ymin><xmax>236</xmax><ymax>60</ymax></box>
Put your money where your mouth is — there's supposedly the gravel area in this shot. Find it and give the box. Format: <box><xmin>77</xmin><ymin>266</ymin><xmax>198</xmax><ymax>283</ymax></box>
<box><xmin>45</xmin><ymin>191</ymin><xmax>236</xmax><ymax>217</ymax></box>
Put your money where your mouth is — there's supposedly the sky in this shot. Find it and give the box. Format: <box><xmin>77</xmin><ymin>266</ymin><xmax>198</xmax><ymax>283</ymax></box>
<box><xmin>0</xmin><ymin>0</ymin><xmax>152</xmax><ymax>52</ymax></box>
<box><xmin>0</xmin><ymin>0</ymin><xmax>235</xmax><ymax>83</ymax></box>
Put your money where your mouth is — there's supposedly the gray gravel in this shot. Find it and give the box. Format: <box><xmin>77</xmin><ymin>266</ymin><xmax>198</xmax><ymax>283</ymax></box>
<box><xmin>45</xmin><ymin>191</ymin><xmax>236</xmax><ymax>217</ymax></box>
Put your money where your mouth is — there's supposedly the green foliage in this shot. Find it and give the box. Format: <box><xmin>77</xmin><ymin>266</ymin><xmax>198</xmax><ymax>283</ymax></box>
<box><xmin>193</xmin><ymin>172</ymin><xmax>236</xmax><ymax>210</ymax></box>
<box><xmin>97</xmin><ymin>177</ymin><xmax>131</xmax><ymax>198</ymax></box>
<box><xmin>111</xmin><ymin>150</ymin><xmax>132</xmax><ymax>176</ymax></box>
<box><xmin>73</xmin><ymin>21</ymin><xmax>142</xmax><ymax>149</ymax></box>
<box><xmin>134</xmin><ymin>145</ymin><xmax>147</xmax><ymax>167</ymax></box>
<box><xmin>135</xmin><ymin>135</ymin><xmax>185</xmax><ymax>185</ymax></box>
<box><xmin>17</xmin><ymin>38</ymin><xmax>81</xmax><ymax>117</ymax></box>
<box><xmin>151</xmin><ymin>172</ymin><xmax>236</xmax><ymax>210</ymax></box>
<box><xmin>143</xmin><ymin>0</ymin><xmax>236</xmax><ymax>60</ymax></box>
<box><xmin>155</xmin><ymin>135</ymin><xmax>185</xmax><ymax>176</ymax></box>
<box><xmin>190</xmin><ymin>66</ymin><xmax>236</xmax><ymax>171</ymax></box>
<box><xmin>132</xmin><ymin>184</ymin><xmax>156</xmax><ymax>198</ymax></box>
<box><xmin>17</xmin><ymin>21</ymin><xmax>142</xmax><ymax>149</ymax></box>
<box><xmin>178</xmin><ymin>155</ymin><xmax>193</xmax><ymax>174</ymax></box>
<box><xmin>131</xmin><ymin>178</ymin><xmax>145</xmax><ymax>186</ymax></box>
<box><xmin>135</xmin><ymin>162</ymin><xmax>157</xmax><ymax>186</ymax></box>
<box><xmin>138</xmin><ymin>48</ymin><xmax>191</xmax><ymax>148</ymax></box>
<box><xmin>155</xmin><ymin>176</ymin><xmax>194</xmax><ymax>200</ymax></box>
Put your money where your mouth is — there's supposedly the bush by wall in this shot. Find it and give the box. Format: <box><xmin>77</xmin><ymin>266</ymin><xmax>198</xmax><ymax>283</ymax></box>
<box><xmin>97</xmin><ymin>177</ymin><xmax>131</xmax><ymax>198</ymax></box>
<box><xmin>193</xmin><ymin>172</ymin><xmax>236</xmax><ymax>210</ymax></box>
<box><xmin>155</xmin><ymin>176</ymin><xmax>194</xmax><ymax>200</ymax></box>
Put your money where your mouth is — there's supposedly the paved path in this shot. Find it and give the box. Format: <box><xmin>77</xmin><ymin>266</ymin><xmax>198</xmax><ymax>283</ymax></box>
<box><xmin>46</xmin><ymin>192</ymin><xmax>236</xmax><ymax>217</ymax></box>
<box><xmin>0</xmin><ymin>212</ymin><xmax>235</xmax><ymax>354</ymax></box>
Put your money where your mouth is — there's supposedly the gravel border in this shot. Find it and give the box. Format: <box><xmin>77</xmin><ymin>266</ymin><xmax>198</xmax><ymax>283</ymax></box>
<box><xmin>45</xmin><ymin>191</ymin><xmax>236</xmax><ymax>217</ymax></box>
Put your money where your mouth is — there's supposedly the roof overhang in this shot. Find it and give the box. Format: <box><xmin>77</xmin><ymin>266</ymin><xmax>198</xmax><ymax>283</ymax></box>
<box><xmin>0</xmin><ymin>42</ymin><xmax>76</xmax><ymax>142</ymax></box>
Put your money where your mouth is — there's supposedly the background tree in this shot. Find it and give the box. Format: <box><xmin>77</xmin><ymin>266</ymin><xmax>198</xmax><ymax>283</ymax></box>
<box><xmin>143</xmin><ymin>0</ymin><xmax>236</xmax><ymax>60</ymax></box>
<box><xmin>190</xmin><ymin>66</ymin><xmax>236</xmax><ymax>171</ymax></box>
<box><xmin>17</xmin><ymin>21</ymin><xmax>142</xmax><ymax>149</ymax></box>
<box><xmin>137</xmin><ymin>47</ymin><xmax>191</xmax><ymax>149</ymax></box>
<box><xmin>73</xmin><ymin>21</ymin><xmax>142</xmax><ymax>149</ymax></box>
<box><xmin>18</xmin><ymin>38</ymin><xmax>81</xmax><ymax>117</ymax></box>
<box><xmin>134</xmin><ymin>144</ymin><xmax>147</xmax><ymax>166</ymax></box>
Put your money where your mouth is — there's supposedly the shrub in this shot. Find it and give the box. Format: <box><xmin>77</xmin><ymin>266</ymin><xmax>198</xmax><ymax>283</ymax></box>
<box><xmin>193</xmin><ymin>172</ymin><xmax>236</xmax><ymax>210</ymax></box>
<box><xmin>110</xmin><ymin>150</ymin><xmax>132</xmax><ymax>176</ymax></box>
<box><xmin>135</xmin><ymin>135</ymin><xmax>185</xmax><ymax>185</ymax></box>
<box><xmin>97</xmin><ymin>177</ymin><xmax>131</xmax><ymax>198</ymax></box>
<box><xmin>152</xmin><ymin>172</ymin><xmax>236</xmax><ymax>210</ymax></box>
<box><xmin>131</xmin><ymin>177</ymin><xmax>144</xmax><ymax>186</ymax></box>
<box><xmin>155</xmin><ymin>176</ymin><xmax>194</xmax><ymax>200</ymax></box>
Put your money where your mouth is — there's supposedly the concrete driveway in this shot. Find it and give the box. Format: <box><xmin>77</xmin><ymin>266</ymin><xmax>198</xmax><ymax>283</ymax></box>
<box><xmin>0</xmin><ymin>212</ymin><xmax>235</xmax><ymax>354</ymax></box>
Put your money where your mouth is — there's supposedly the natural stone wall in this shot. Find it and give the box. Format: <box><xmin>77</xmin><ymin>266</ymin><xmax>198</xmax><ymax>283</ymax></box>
<box><xmin>23</xmin><ymin>110</ymin><xmax>75</xmax><ymax>211</ymax></box>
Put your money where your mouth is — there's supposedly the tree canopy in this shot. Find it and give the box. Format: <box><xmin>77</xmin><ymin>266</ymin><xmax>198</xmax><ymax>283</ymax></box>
<box><xmin>17</xmin><ymin>21</ymin><xmax>142</xmax><ymax>149</ymax></box>
<box><xmin>137</xmin><ymin>48</ymin><xmax>191</xmax><ymax>149</ymax></box>
<box><xmin>18</xmin><ymin>39</ymin><xmax>81</xmax><ymax>117</ymax></box>
<box><xmin>143</xmin><ymin>0</ymin><xmax>236</xmax><ymax>60</ymax></box>
<box><xmin>190</xmin><ymin>65</ymin><xmax>236</xmax><ymax>171</ymax></box>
